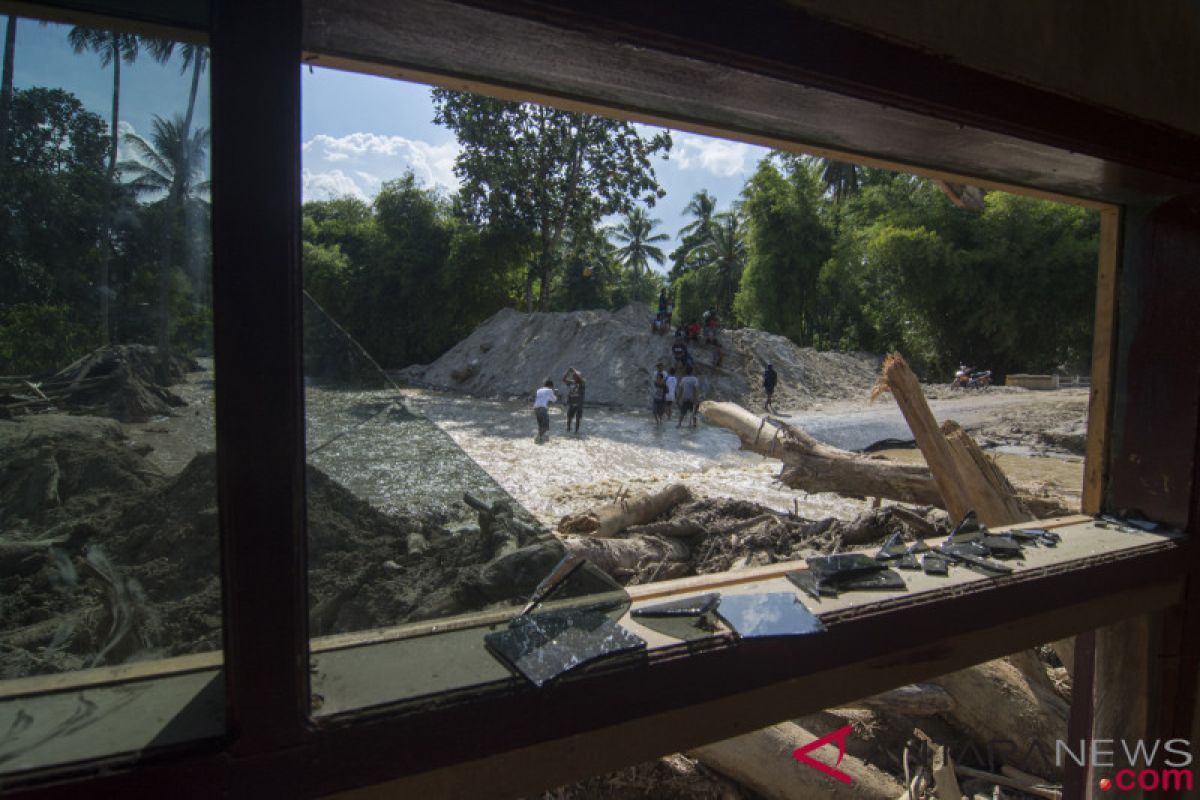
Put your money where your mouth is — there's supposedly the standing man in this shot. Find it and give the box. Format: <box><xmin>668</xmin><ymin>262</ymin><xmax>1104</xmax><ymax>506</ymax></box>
<box><xmin>562</xmin><ymin>367</ymin><xmax>586</xmax><ymax>433</ymax></box>
<box><xmin>534</xmin><ymin>379</ymin><xmax>556</xmax><ymax>442</ymax></box>
<box><xmin>763</xmin><ymin>363</ymin><xmax>778</xmax><ymax>412</ymax></box>
<box><xmin>665</xmin><ymin>367</ymin><xmax>678</xmax><ymax>420</ymax></box>
<box><xmin>652</xmin><ymin>363</ymin><xmax>668</xmax><ymax>425</ymax></box>
<box><xmin>676</xmin><ymin>365</ymin><xmax>701</xmax><ymax>429</ymax></box>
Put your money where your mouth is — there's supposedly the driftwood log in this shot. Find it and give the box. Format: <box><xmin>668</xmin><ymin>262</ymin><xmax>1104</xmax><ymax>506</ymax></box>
<box><xmin>702</xmin><ymin>400</ymin><xmax>1065</xmax><ymax>517</ymax></box>
<box><xmin>701</xmin><ymin>402</ymin><xmax>944</xmax><ymax>505</ymax></box>
<box><xmin>688</xmin><ymin>721</ymin><xmax>904</xmax><ymax>800</ymax></box>
<box><xmin>557</xmin><ymin>484</ymin><xmax>692</xmax><ymax>538</ymax></box>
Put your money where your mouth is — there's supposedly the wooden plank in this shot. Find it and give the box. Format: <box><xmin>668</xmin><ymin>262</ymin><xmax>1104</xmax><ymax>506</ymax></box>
<box><xmin>0</xmin><ymin>653</ymin><xmax>221</xmax><ymax>702</ymax></box>
<box><xmin>1082</xmin><ymin>206</ymin><xmax>1120</xmax><ymax>514</ymax></box>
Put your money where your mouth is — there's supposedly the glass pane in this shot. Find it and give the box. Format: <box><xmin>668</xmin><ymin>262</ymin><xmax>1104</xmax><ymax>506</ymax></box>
<box><xmin>0</xmin><ymin>13</ymin><xmax>220</xmax><ymax>773</ymax></box>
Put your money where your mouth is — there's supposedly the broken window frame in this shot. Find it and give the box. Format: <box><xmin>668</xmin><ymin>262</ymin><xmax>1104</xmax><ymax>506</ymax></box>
<box><xmin>2</xmin><ymin>0</ymin><xmax>1198</xmax><ymax>797</ymax></box>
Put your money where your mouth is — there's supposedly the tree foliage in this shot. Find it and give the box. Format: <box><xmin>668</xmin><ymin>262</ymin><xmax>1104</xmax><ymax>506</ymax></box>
<box><xmin>432</xmin><ymin>90</ymin><xmax>670</xmax><ymax>311</ymax></box>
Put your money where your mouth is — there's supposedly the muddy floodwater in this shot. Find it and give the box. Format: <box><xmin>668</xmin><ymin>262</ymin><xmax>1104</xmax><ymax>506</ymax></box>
<box><xmin>131</xmin><ymin>370</ymin><xmax>1086</xmax><ymax>530</ymax></box>
<box><xmin>306</xmin><ymin>388</ymin><xmax>872</xmax><ymax>526</ymax></box>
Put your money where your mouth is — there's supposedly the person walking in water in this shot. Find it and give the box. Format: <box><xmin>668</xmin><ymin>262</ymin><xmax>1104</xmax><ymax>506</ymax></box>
<box><xmin>652</xmin><ymin>363</ymin><xmax>669</xmax><ymax>425</ymax></box>
<box><xmin>533</xmin><ymin>379</ymin><xmax>557</xmax><ymax>442</ymax></box>
<box><xmin>562</xmin><ymin>367</ymin><xmax>586</xmax><ymax>433</ymax></box>
<box><xmin>676</xmin><ymin>365</ymin><xmax>700</xmax><ymax>428</ymax></box>
<box><xmin>763</xmin><ymin>363</ymin><xmax>778</xmax><ymax>412</ymax></box>
<box><xmin>664</xmin><ymin>367</ymin><xmax>678</xmax><ymax>420</ymax></box>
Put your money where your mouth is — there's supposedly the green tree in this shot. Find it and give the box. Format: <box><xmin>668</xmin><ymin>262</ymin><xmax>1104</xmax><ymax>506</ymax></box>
<box><xmin>432</xmin><ymin>90</ymin><xmax>671</xmax><ymax>311</ymax></box>
<box><xmin>694</xmin><ymin>211</ymin><xmax>747</xmax><ymax>321</ymax></box>
<box><xmin>735</xmin><ymin>158</ymin><xmax>832</xmax><ymax>344</ymax></box>
<box><xmin>817</xmin><ymin>158</ymin><xmax>861</xmax><ymax>205</ymax></box>
<box><xmin>609</xmin><ymin>206</ymin><xmax>669</xmax><ymax>302</ymax></box>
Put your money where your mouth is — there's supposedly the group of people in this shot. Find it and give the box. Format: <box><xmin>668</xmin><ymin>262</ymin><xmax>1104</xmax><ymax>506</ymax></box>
<box><xmin>651</xmin><ymin>362</ymin><xmax>701</xmax><ymax>428</ymax></box>
<box><xmin>533</xmin><ymin>367</ymin><xmax>586</xmax><ymax>442</ymax></box>
<box><xmin>530</xmin><ymin>306</ymin><xmax>781</xmax><ymax>440</ymax></box>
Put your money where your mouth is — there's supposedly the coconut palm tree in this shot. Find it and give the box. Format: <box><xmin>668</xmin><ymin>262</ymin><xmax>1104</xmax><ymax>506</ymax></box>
<box><xmin>694</xmin><ymin>211</ymin><xmax>746</xmax><ymax>318</ymax></box>
<box><xmin>678</xmin><ymin>189</ymin><xmax>717</xmax><ymax>240</ymax></box>
<box><xmin>143</xmin><ymin>40</ymin><xmax>208</xmax><ymax>145</ymax></box>
<box><xmin>121</xmin><ymin>114</ymin><xmax>210</xmax><ymax>357</ymax></box>
<box><xmin>610</xmin><ymin>206</ymin><xmax>669</xmax><ymax>300</ymax></box>
<box><xmin>68</xmin><ymin>27</ymin><xmax>141</xmax><ymax>177</ymax></box>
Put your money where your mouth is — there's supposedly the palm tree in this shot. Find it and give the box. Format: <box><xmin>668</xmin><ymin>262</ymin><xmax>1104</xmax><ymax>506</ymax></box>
<box><xmin>68</xmin><ymin>27</ymin><xmax>141</xmax><ymax>177</ymax></box>
<box><xmin>121</xmin><ymin>115</ymin><xmax>210</xmax><ymax>358</ymax></box>
<box><xmin>694</xmin><ymin>211</ymin><xmax>746</xmax><ymax>317</ymax></box>
<box><xmin>819</xmin><ymin>159</ymin><xmax>861</xmax><ymax>205</ymax></box>
<box><xmin>144</xmin><ymin>40</ymin><xmax>208</xmax><ymax>144</ymax></box>
<box><xmin>0</xmin><ymin>16</ymin><xmax>16</xmax><ymax>164</ymax></box>
<box><xmin>610</xmin><ymin>206</ymin><xmax>669</xmax><ymax>299</ymax></box>
<box><xmin>678</xmin><ymin>189</ymin><xmax>717</xmax><ymax>241</ymax></box>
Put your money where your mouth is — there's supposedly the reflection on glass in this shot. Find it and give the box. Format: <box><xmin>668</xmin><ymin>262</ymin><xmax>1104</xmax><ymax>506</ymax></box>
<box><xmin>485</xmin><ymin>606</ymin><xmax>645</xmax><ymax>687</ymax></box>
<box><xmin>714</xmin><ymin>593</ymin><xmax>825</xmax><ymax>638</ymax></box>
<box><xmin>0</xmin><ymin>13</ymin><xmax>219</xmax><ymax>773</ymax></box>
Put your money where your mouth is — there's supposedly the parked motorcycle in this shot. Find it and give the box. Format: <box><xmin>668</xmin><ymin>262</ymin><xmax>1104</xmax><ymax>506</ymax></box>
<box><xmin>951</xmin><ymin>365</ymin><xmax>992</xmax><ymax>390</ymax></box>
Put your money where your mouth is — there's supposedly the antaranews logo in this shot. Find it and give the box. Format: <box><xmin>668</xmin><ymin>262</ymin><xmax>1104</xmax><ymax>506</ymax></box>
<box><xmin>792</xmin><ymin>724</ymin><xmax>854</xmax><ymax>785</ymax></box>
<box><xmin>1059</xmin><ymin>738</ymin><xmax>1194</xmax><ymax>793</ymax></box>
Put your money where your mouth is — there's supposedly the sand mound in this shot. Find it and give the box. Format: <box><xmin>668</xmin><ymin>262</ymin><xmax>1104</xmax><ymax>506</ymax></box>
<box><xmin>400</xmin><ymin>303</ymin><xmax>880</xmax><ymax>409</ymax></box>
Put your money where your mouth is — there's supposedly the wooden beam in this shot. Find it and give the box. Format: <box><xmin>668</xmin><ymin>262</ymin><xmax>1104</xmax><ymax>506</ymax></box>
<box><xmin>1082</xmin><ymin>207</ymin><xmax>1121</xmax><ymax>514</ymax></box>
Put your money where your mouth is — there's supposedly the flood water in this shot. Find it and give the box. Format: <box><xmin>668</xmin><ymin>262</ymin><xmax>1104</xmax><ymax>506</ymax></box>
<box><xmin>305</xmin><ymin>387</ymin><xmax>871</xmax><ymax>526</ymax></box>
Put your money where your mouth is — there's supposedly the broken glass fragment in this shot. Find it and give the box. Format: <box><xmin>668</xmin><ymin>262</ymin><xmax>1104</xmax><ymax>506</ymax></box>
<box><xmin>907</xmin><ymin>540</ymin><xmax>931</xmax><ymax>555</ymax></box>
<box><xmin>715</xmin><ymin>593</ymin><xmax>826</xmax><ymax>638</ymax></box>
<box><xmin>938</xmin><ymin>548</ymin><xmax>1013</xmax><ymax>576</ymax></box>
<box><xmin>834</xmin><ymin>568</ymin><xmax>907</xmax><ymax>592</ymax></box>
<box><xmin>633</xmin><ymin>594</ymin><xmax>720</xmax><ymax>618</ymax></box>
<box><xmin>922</xmin><ymin>553</ymin><xmax>949</xmax><ymax>575</ymax></box>
<box><xmin>941</xmin><ymin>541</ymin><xmax>990</xmax><ymax>559</ymax></box>
<box><xmin>485</xmin><ymin>606</ymin><xmax>645</xmax><ymax>687</ymax></box>
<box><xmin>874</xmin><ymin>531</ymin><xmax>909</xmax><ymax>561</ymax></box>
<box><xmin>807</xmin><ymin>553</ymin><xmax>886</xmax><ymax>584</ymax></box>
<box><xmin>980</xmin><ymin>535</ymin><xmax>1024</xmax><ymax>559</ymax></box>
<box><xmin>896</xmin><ymin>554</ymin><xmax>921</xmax><ymax>570</ymax></box>
<box><xmin>630</xmin><ymin>597</ymin><xmax>725</xmax><ymax>642</ymax></box>
<box><xmin>785</xmin><ymin>570</ymin><xmax>839</xmax><ymax>601</ymax></box>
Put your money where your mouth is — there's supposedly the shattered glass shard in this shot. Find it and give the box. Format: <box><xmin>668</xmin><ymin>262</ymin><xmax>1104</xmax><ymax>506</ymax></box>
<box><xmin>632</xmin><ymin>593</ymin><xmax>720</xmax><ymax>618</ymax></box>
<box><xmin>938</xmin><ymin>548</ymin><xmax>1013</xmax><ymax>576</ymax></box>
<box><xmin>895</xmin><ymin>554</ymin><xmax>921</xmax><ymax>570</ymax></box>
<box><xmin>807</xmin><ymin>553</ymin><xmax>886</xmax><ymax>584</ymax></box>
<box><xmin>940</xmin><ymin>542</ymin><xmax>989</xmax><ymax>558</ymax></box>
<box><xmin>485</xmin><ymin>607</ymin><xmax>645</xmax><ymax>687</ymax></box>
<box><xmin>714</xmin><ymin>593</ymin><xmax>826</xmax><ymax>638</ymax></box>
<box><xmin>922</xmin><ymin>553</ymin><xmax>949</xmax><ymax>575</ymax></box>
<box><xmin>834</xmin><ymin>568</ymin><xmax>907</xmax><ymax>592</ymax></box>
<box><xmin>785</xmin><ymin>570</ymin><xmax>839</xmax><ymax>601</ymax></box>
<box><xmin>874</xmin><ymin>531</ymin><xmax>908</xmax><ymax>561</ymax></box>
<box><xmin>980</xmin><ymin>535</ymin><xmax>1024</xmax><ymax>559</ymax></box>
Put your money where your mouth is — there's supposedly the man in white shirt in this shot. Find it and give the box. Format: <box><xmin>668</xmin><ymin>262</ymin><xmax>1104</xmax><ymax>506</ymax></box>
<box><xmin>533</xmin><ymin>379</ymin><xmax>557</xmax><ymax>441</ymax></box>
<box><xmin>676</xmin><ymin>365</ymin><xmax>701</xmax><ymax>429</ymax></box>
<box><xmin>664</xmin><ymin>367</ymin><xmax>678</xmax><ymax>420</ymax></box>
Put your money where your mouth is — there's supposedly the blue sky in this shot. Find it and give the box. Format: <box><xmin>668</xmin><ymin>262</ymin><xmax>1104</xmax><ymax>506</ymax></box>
<box><xmin>10</xmin><ymin>15</ymin><xmax>772</xmax><ymax>260</ymax></box>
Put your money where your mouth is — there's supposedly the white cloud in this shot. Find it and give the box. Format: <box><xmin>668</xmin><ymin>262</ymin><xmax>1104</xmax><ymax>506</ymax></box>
<box><xmin>301</xmin><ymin>132</ymin><xmax>460</xmax><ymax>201</ymax></box>
<box><xmin>673</xmin><ymin>133</ymin><xmax>754</xmax><ymax>178</ymax></box>
<box><xmin>302</xmin><ymin>168</ymin><xmax>370</xmax><ymax>202</ymax></box>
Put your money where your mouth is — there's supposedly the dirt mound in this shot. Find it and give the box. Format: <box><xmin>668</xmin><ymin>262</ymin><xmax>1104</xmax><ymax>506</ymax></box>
<box><xmin>0</xmin><ymin>414</ymin><xmax>162</xmax><ymax>532</ymax></box>
<box><xmin>400</xmin><ymin>303</ymin><xmax>879</xmax><ymax>409</ymax></box>
<box><xmin>38</xmin><ymin>345</ymin><xmax>199</xmax><ymax>422</ymax></box>
<box><xmin>0</xmin><ymin>436</ymin><xmax>563</xmax><ymax>675</ymax></box>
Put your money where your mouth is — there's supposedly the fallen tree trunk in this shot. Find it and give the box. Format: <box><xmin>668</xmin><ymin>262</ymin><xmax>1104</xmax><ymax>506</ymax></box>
<box><xmin>838</xmin><ymin>682</ymin><xmax>956</xmax><ymax>716</ymax></box>
<box><xmin>558</xmin><ymin>484</ymin><xmax>693</xmax><ymax>538</ymax></box>
<box><xmin>702</xmin><ymin>401</ymin><xmax>944</xmax><ymax>505</ymax></box>
<box><xmin>688</xmin><ymin>720</ymin><xmax>904</xmax><ymax>800</ymax></box>
<box><xmin>561</xmin><ymin>534</ymin><xmax>690</xmax><ymax>578</ymax></box>
<box><xmin>941</xmin><ymin>419</ymin><xmax>1035</xmax><ymax>525</ymax></box>
<box><xmin>933</xmin><ymin>658</ymin><xmax>1070</xmax><ymax>779</ymax></box>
